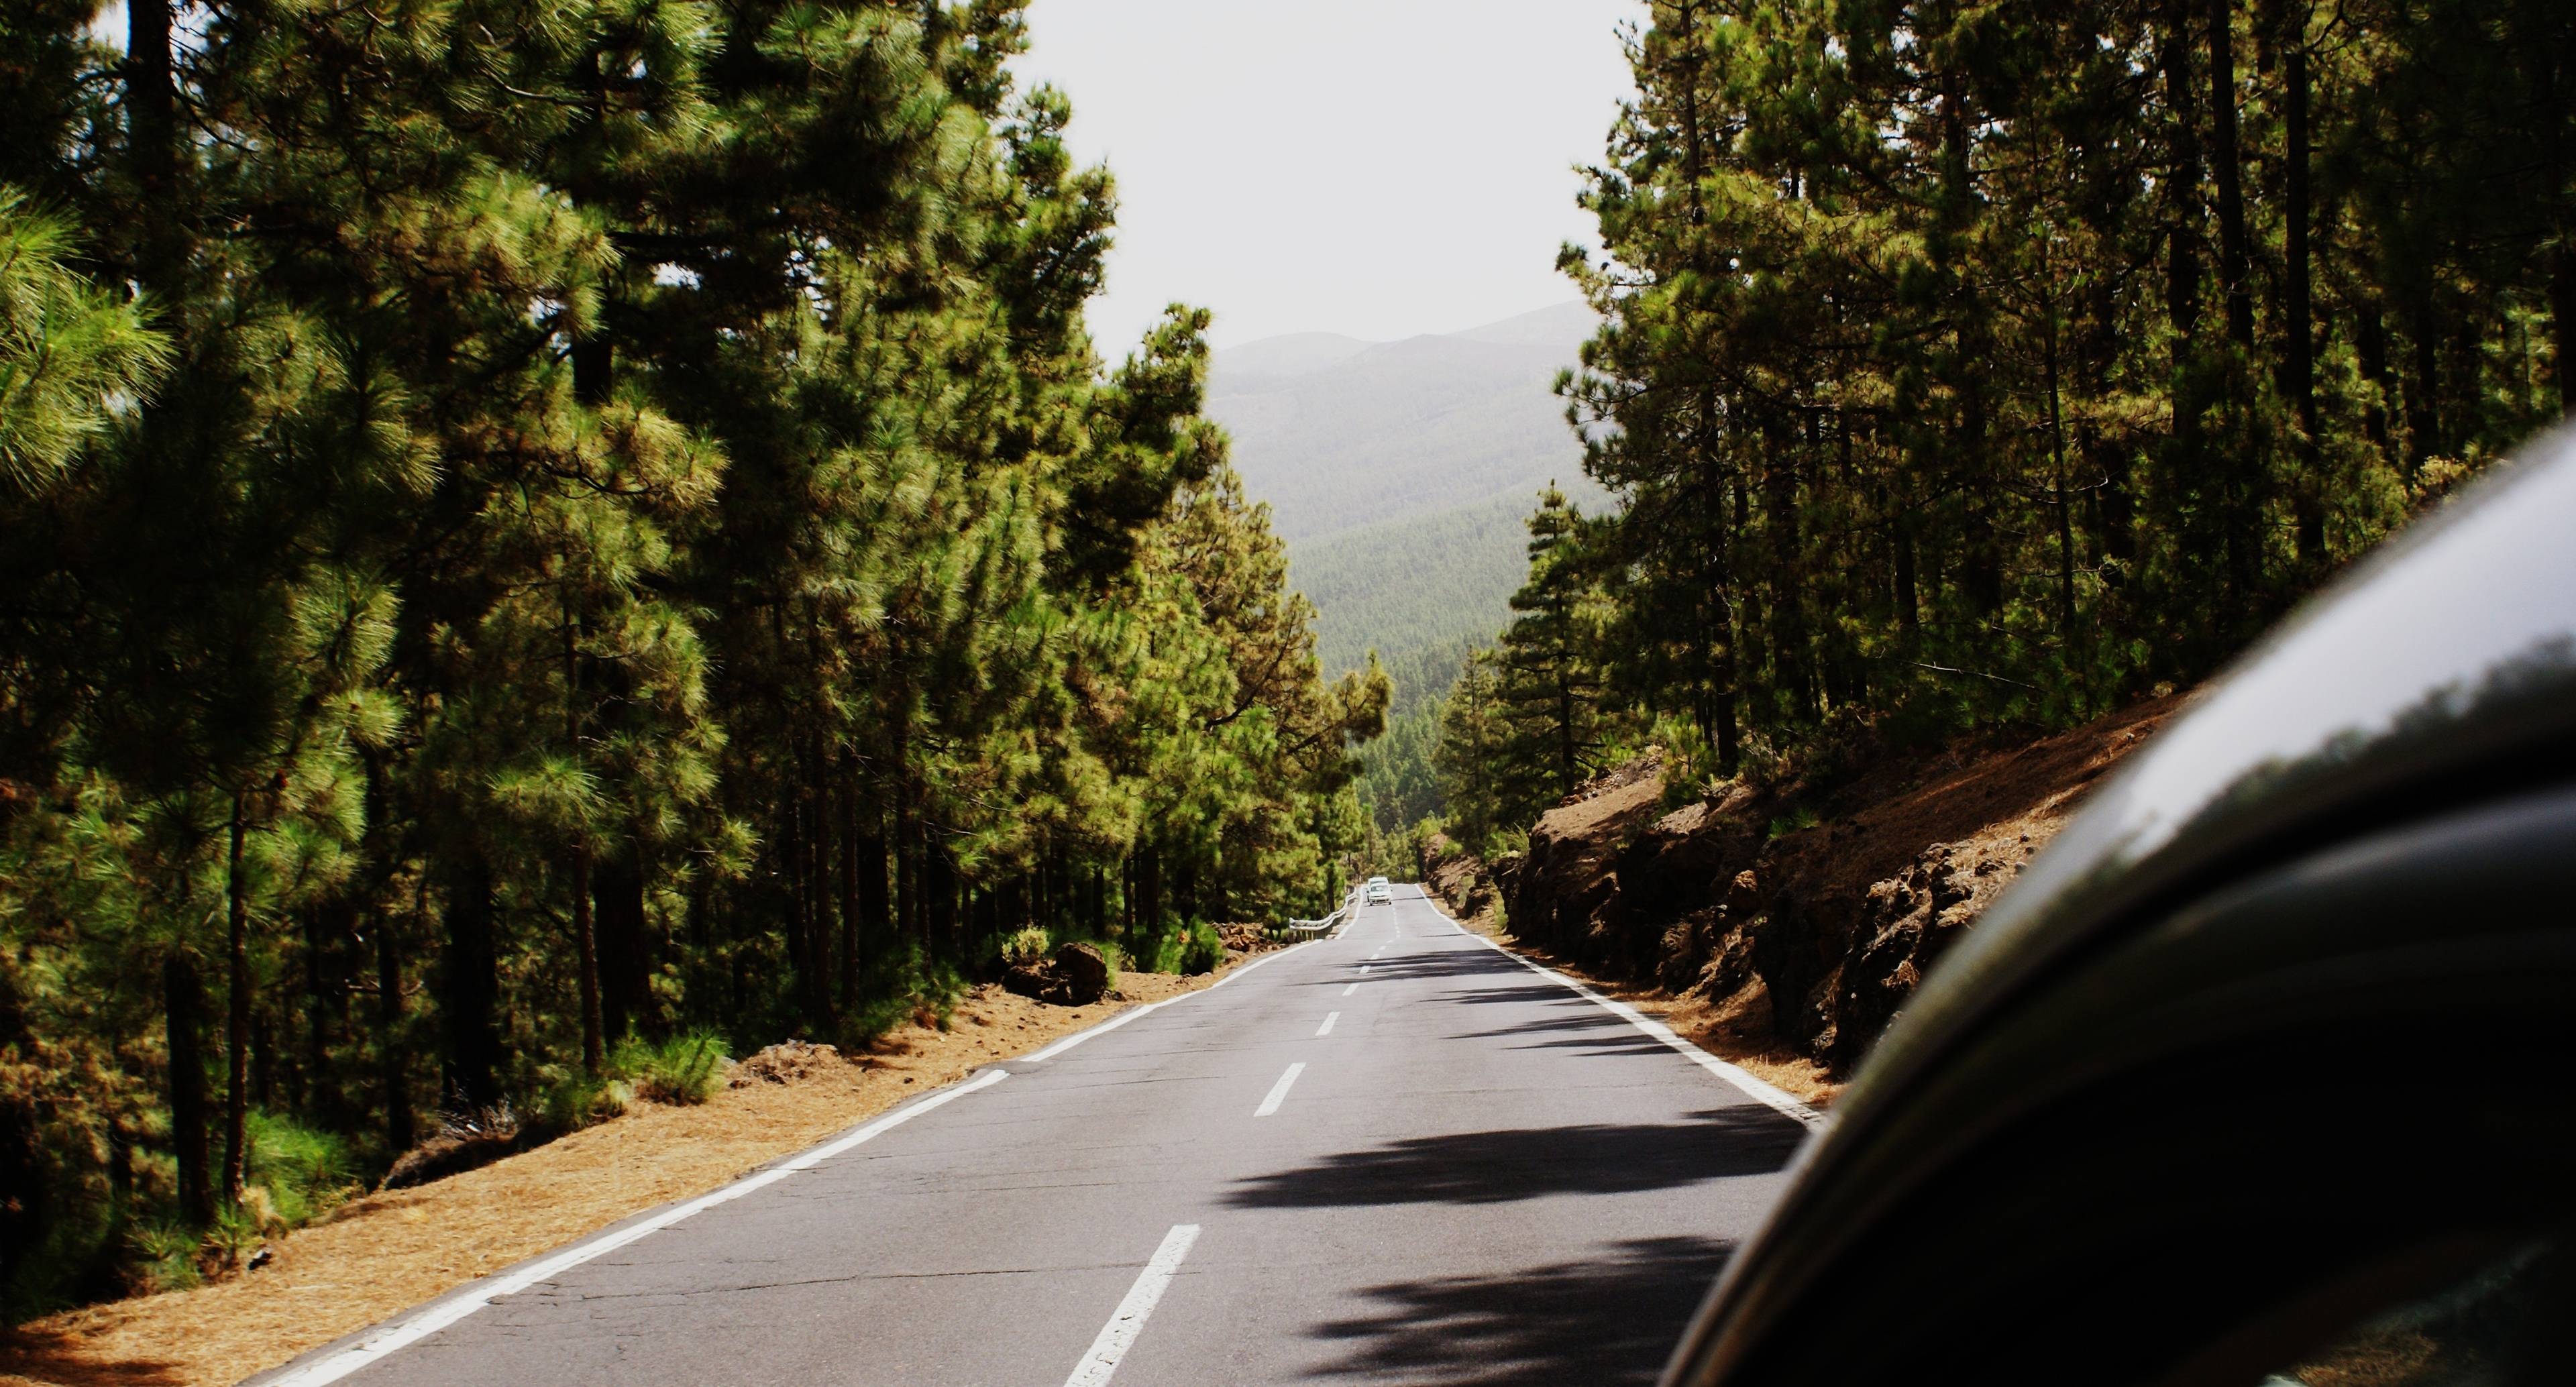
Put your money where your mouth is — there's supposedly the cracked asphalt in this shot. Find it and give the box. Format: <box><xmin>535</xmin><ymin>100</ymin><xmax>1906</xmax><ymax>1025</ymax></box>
<box><xmin>258</xmin><ymin>886</ymin><xmax>1808</xmax><ymax>1386</ymax></box>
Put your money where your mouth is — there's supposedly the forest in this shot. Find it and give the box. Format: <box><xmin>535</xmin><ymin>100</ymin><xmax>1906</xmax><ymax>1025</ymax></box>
<box><xmin>1426</xmin><ymin>0</ymin><xmax>2576</xmax><ymax>855</ymax></box>
<box><xmin>0</xmin><ymin>0</ymin><xmax>1385</xmax><ymax>1315</ymax></box>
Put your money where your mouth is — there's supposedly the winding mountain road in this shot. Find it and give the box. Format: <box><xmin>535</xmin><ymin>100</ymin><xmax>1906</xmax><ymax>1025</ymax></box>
<box><xmin>253</xmin><ymin>886</ymin><xmax>1815</xmax><ymax>1387</ymax></box>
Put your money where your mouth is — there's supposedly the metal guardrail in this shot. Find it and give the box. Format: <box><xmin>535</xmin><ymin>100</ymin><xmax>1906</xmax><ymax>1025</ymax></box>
<box><xmin>1273</xmin><ymin>886</ymin><xmax>1366</xmax><ymax>942</ymax></box>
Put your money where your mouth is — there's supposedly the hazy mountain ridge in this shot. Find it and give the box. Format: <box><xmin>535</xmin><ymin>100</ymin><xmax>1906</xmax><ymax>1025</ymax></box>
<box><xmin>1208</xmin><ymin>301</ymin><xmax>1605</xmax><ymax>547</ymax></box>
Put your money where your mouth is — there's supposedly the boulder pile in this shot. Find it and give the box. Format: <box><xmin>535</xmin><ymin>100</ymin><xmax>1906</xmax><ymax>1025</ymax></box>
<box><xmin>1002</xmin><ymin>941</ymin><xmax>1112</xmax><ymax>1006</ymax></box>
<box><xmin>728</xmin><ymin>1040</ymin><xmax>841</xmax><ymax>1088</ymax></box>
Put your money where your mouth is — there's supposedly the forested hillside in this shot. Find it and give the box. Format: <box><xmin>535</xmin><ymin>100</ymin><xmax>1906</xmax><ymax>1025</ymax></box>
<box><xmin>1433</xmin><ymin>0</ymin><xmax>2575</xmax><ymax>854</ymax></box>
<box><xmin>1296</xmin><ymin>488</ymin><xmax>1548</xmax><ymax>678</ymax></box>
<box><xmin>0</xmin><ymin>0</ymin><xmax>1383</xmax><ymax>1317</ymax></box>
<box><xmin>1209</xmin><ymin>307</ymin><xmax>1607</xmax><ymax>833</ymax></box>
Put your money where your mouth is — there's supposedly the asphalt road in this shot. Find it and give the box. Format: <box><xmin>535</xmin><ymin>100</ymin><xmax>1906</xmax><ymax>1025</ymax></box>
<box><xmin>258</xmin><ymin>886</ymin><xmax>1814</xmax><ymax>1387</ymax></box>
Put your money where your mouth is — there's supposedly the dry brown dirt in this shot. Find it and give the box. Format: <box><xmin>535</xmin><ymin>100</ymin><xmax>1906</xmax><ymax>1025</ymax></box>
<box><xmin>1432</xmin><ymin>694</ymin><xmax>2184</xmax><ymax>1086</ymax></box>
<box><xmin>0</xmin><ymin>964</ymin><xmax>1249</xmax><ymax>1387</ymax></box>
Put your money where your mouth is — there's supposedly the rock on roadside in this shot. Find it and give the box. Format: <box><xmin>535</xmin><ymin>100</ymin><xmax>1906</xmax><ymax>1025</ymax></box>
<box><xmin>1002</xmin><ymin>942</ymin><xmax>1112</xmax><ymax>1007</ymax></box>
<box><xmin>729</xmin><ymin>1040</ymin><xmax>842</xmax><ymax>1088</ymax></box>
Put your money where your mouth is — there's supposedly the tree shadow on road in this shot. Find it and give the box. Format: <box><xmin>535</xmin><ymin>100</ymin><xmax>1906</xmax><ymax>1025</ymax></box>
<box><xmin>1303</xmin><ymin>1234</ymin><xmax>1736</xmax><ymax>1384</ymax></box>
<box><xmin>1222</xmin><ymin>1108</ymin><xmax>1800</xmax><ymax>1209</ymax></box>
<box><xmin>1330</xmin><ymin>952</ymin><xmax>1530</xmax><ymax>986</ymax></box>
<box><xmin>1464</xmin><ymin>1007</ymin><xmax>1683</xmax><ymax>1059</ymax></box>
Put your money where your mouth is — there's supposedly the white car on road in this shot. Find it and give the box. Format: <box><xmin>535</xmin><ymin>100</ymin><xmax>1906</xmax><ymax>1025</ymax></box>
<box><xmin>1364</xmin><ymin>877</ymin><xmax>1393</xmax><ymax>904</ymax></box>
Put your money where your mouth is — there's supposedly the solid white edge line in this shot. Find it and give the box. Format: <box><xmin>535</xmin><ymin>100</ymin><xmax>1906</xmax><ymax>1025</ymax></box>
<box><xmin>1203</xmin><ymin>938</ymin><xmax>1306</xmax><ymax>991</ymax></box>
<box><xmin>259</xmin><ymin>1066</ymin><xmax>1013</xmax><ymax>1387</ymax></box>
<box><xmin>1417</xmin><ymin>894</ymin><xmax>1827</xmax><ymax>1129</ymax></box>
<box><xmin>1020</xmin><ymin>998</ymin><xmax>1168</xmax><ymax>1062</ymax></box>
<box><xmin>264</xmin><ymin>935</ymin><xmax>1324</xmax><ymax>1386</ymax></box>
<box><xmin>1253</xmin><ymin>1060</ymin><xmax>1306</xmax><ymax>1117</ymax></box>
<box><xmin>1061</xmin><ymin>1223</ymin><xmax>1202</xmax><ymax>1387</ymax></box>
<box><xmin>1022</xmin><ymin>936</ymin><xmax>1312</xmax><ymax>1064</ymax></box>
<box><xmin>1316</xmin><ymin>1011</ymin><xmax>1338</xmax><ymax>1037</ymax></box>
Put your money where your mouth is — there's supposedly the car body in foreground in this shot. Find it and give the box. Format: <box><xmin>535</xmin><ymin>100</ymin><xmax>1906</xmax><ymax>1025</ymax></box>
<box><xmin>1663</xmin><ymin>431</ymin><xmax>2576</xmax><ymax>1386</ymax></box>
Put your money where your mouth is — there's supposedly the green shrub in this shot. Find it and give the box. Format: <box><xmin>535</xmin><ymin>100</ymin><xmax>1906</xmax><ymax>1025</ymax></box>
<box><xmin>538</xmin><ymin>1071</ymin><xmax>629</xmax><ymax>1134</ymax></box>
<box><xmin>203</xmin><ymin>1201</ymin><xmax>265</xmax><ymax>1267</ymax></box>
<box><xmin>611</xmin><ymin>1030</ymin><xmax>729</xmax><ymax>1106</ymax></box>
<box><xmin>1177</xmin><ymin>922</ymin><xmax>1224</xmax><ymax>976</ymax></box>
<box><xmin>833</xmin><ymin>942</ymin><xmax>968</xmax><ymax>1046</ymax></box>
<box><xmin>999</xmin><ymin>926</ymin><xmax>1053</xmax><ymax>966</ymax></box>
<box><xmin>837</xmin><ymin>994</ymin><xmax>912</xmax><ymax>1050</ymax></box>
<box><xmin>243</xmin><ymin>1110</ymin><xmax>360</xmax><ymax>1227</ymax></box>
<box><xmin>1766</xmin><ymin>806</ymin><xmax>1821</xmax><ymax>840</ymax></box>
<box><xmin>130</xmin><ymin>1221</ymin><xmax>203</xmax><ymax>1294</ymax></box>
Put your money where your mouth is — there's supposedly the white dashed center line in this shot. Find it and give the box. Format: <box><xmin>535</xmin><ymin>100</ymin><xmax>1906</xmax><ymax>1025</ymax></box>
<box><xmin>1254</xmin><ymin>1062</ymin><xmax>1306</xmax><ymax>1117</ymax></box>
<box><xmin>1316</xmin><ymin>1011</ymin><xmax>1338</xmax><ymax>1037</ymax></box>
<box><xmin>1061</xmin><ymin>1223</ymin><xmax>1201</xmax><ymax>1387</ymax></box>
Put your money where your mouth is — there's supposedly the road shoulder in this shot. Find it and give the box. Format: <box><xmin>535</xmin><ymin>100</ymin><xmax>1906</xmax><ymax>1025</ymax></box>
<box><xmin>0</xmin><ymin>960</ymin><xmax>1271</xmax><ymax>1387</ymax></box>
<box><xmin>1424</xmin><ymin>893</ymin><xmax>1843</xmax><ymax>1111</ymax></box>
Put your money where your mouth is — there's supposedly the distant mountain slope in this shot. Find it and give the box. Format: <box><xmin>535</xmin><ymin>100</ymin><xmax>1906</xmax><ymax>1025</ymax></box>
<box><xmin>1214</xmin><ymin>302</ymin><xmax>1613</xmax><ymax>830</ymax></box>
<box><xmin>1208</xmin><ymin>301</ymin><xmax>1602</xmax><ymax>545</ymax></box>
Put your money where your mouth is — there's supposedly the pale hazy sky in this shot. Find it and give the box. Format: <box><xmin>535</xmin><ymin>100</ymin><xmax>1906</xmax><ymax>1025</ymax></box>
<box><xmin>1016</xmin><ymin>0</ymin><xmax>1645</xmax><ymax>352</ymax></box>
<box><xmin>88</xmin><ymin>0</ymin><xmax>1645</xmax><ymax>352</ymax></box>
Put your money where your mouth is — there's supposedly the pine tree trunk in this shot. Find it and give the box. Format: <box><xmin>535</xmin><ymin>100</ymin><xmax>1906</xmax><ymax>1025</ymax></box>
<box><xmin>856</xmin><ymin>797</ymin><xmax>888</xmax><ymax>997</ymax></box>
<box><xmin>2162</xmin><ymin>0</ymin><xmax>2216</xmax><ymax>667</ymax></box>
<box><xmin>892</xmin><ymin>713</ymin><xmax>919</xmax><ymax>954</ymax></box>
<box><xmin>2284</xmin><ymin>13</ymin><xmax>2323</xmax><ymax>561</ymax></box>
<box><xmin>2537</xmin><ymin>21</ymin><xmax>2576</xmax><ymax>418</ymax></box>
<box><xmin>839</xmin><ymin>751</ymin><xmax>861</xmax><ymax>1005</ymax></box>
<box><xmin>127</xmin><ymin>0</ymin><xmax>180</xmax><ymax>293</ymax></box>
<box><xmin>223</xmin><ymin>793</ymin><xmax>249</xmax><ymax>1206</ymax></box>
<box><xmin>2208</xmin><ymin>0</ymin><xmax>2255</xmax><ymax>353</ymax></box>
<box><xmin>572</xmin><ymin>843</ymin><xmax>600</xmax><ymax>1072</ymax></box>
<box><xmin>803</xmin><ymin>726</ymin><xmax>835</xmax><ymax>1026</ymax></box>
<box><xmin>164</xmin><ymin>951</ymin><xmax>213</xmax><ymax>1226</ymax></box>
<box><xmin>377</xmin><ymin>906</ymin><xmax>413</xmax><ymax>1156</ymax></box>
<box><xmin>2358</xmin><ymin>304</ymin><xmax>2393</xmax><ymax>451</ymax></box>
<box><xmin>925</xmin><ymin>839</ymin><xmax>955</xmax><ymax>960</ymax></box>
<box><xmin>1764</xmin><ymin>441</ymin><xmax>1812</xmax><ymax>714</ymax></box>
<box><xmin>438</xmin><ymin>852</ymin><xmax>502</xmax><ymax>1111</ymax></box>
<box><xmin>594</xmin><ymin>852</ymin><xmax>648</xmax><ymax>1044</ymax></box>
<box><xmin>301</xmin><ymin>901</ymin><xmax>352</xmax><ymax>1128</ymax></box>
<box><xmin>252</xmin><ymin>1005</ymin><xmax>275</xmax><ymax>1115</ymax></box>
<box><xmin>2408</xmin><ymin>284</ymin><xmax>2443</xmax><ymax>469</ymax></box>
<box><xmin>1138</xmin><ymin>844</ymin><xmax>1162</xmax><ymax>936</ymax></box>
<box><xmin>565</xmin><ymin>608</ymin><xmax>602</xmax><ymax>1075</ymax></box>
<box><xmin>2163</xmin><ymin>2</ymin><xmax>2205</xmax><ymax>348</ymax></box>
<box><xmin>1894</xmin><ymin>514</ymin><xmax>1919</xmax><ymax>634</ymax></box>
<box><xmin>2209</xmin><ymin>0</ymin><xmax>2262</xmax><ymax>606</ymax></box>
<box><xmin>2555</xmin><ymin>248</ymin><xmax>2576</xmax><ymax>421</ymax></box>
<box><xmin>2044</xmin><ymin>276</ymin><xmax>2080</xmax><ymax>647</ymax></box>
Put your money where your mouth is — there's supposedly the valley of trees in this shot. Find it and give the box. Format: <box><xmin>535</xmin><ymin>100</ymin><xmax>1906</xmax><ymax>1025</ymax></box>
<box><xmin>1421</xmin><ymin>0</ymin><xmax>2575</xmax><ymax>856</ymax></box>
<box><xmin>0</xmin><ymin>0</ymin><xmax>1383</xmax><ymax>1315</ymax></box>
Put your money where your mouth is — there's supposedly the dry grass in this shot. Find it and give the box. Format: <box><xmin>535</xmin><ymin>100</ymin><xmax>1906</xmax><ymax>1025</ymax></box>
<box><xmin>0</xmin><ymin>966</ymin><xmax>1241</xmax><ymax>1387</ymax></box>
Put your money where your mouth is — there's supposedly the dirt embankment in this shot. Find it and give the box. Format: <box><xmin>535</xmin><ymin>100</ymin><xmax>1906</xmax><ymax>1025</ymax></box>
<box><xmin>0</xmin><ymin>963</ymin><xmax>1256</xmax><ymax>1387</ymax></box>
<box><xmin>1426</xmin><ymin>697</ymin><xmax>2178</xmax><ymax>1090</ymax></box>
